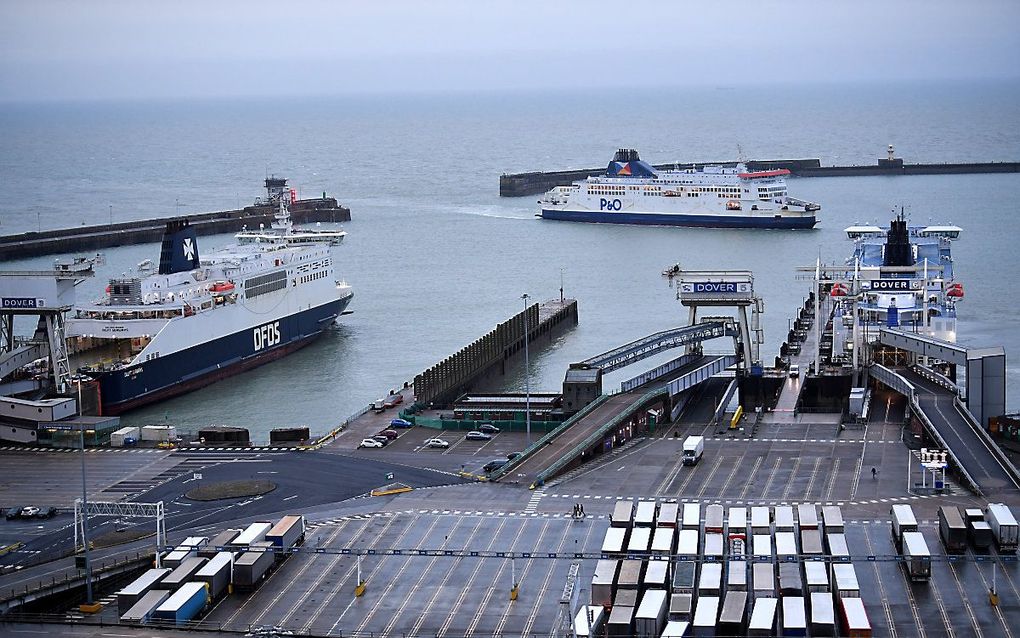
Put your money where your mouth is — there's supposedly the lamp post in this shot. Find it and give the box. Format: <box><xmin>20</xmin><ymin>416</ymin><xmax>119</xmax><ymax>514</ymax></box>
<box><xmin>80</xmin><ymin>424</ymin><xmax>94</xmax><ymax>607</ymax></box>
<box><xmin>521</xmin><ymin>293</ymin><xmax>531</xmax><ymax>447</ymax></box>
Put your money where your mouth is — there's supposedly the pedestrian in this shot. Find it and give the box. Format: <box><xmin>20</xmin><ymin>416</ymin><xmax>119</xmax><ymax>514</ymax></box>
<box><xmin>871</xmin><ymin>467</ymin><xmax>877</xmax><ymax>479</ymax></box>
<box><xmin>580</xmin><ymin>503</ymin><xmax>585</xmax><ymax>517</ymax></box>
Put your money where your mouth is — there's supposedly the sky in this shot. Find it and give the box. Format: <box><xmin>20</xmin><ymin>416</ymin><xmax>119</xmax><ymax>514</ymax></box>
<box><xmin>1</xmin><ymin>0</ymin><xmax>1019</xmax><ymax>102</ymax></box>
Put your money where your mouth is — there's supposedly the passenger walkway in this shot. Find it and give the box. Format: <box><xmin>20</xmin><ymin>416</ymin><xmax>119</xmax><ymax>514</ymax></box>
<box><xmin>903</xmin><ymin>368</ymin><xmax>1020</xmax><ymax>495</ymax></box>
<box><xmin>774</xmin><ymin>295</ymin><xmax>832</xmax><ymax>412</ymax></box>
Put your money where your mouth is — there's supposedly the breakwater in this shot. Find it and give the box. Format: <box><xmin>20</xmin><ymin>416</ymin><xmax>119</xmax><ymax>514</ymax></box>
<box><xmin>413</xmin><ymin>298</ymin><xmax>578</xmax><ymax>407</ymax></box>
<box><xmin>0</xmin><ymin>198</ymin><xmax>351</xmax><ymax>261</ymax></box>
<box><xmin>500</xmin><ymin>157</ymin><xmax>1020</xmax><ymax>197</ymax></box>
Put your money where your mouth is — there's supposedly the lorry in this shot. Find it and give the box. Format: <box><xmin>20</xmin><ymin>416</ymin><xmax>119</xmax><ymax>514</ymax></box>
<box><xmin>635</xmin><ymin>500</ymin><xmax>658</xmax><ymax>526</ymax></box>
<box><xmin>750</xmin><ymin>506</ymin><xmax>771</xmax><ymax>535</ymax></box>
<box><xmin>117</xmin><ymin>567</ymin><xmax>170</xmax><ymax>615</ymax></box>
<box><xmin>234</xmin><ymin>542</ymin><xmax>275</xmax><ymax>590</ymax></box>
<box><xmin>658</xmin><ymin>502</ymin><xmax>679</xmax><ymax>527</ymax></box>
<box><xmin>821</xmin><ymin>505</ymin><xmax>844</xmax><ymax>534</ymax></box>
<box><xmin>634</xmin><ymin>589</ymin><xmax>669</xmax><ymax>638</ymax></box>
<box><xmin>602</xmin><ymin>527</ymin><xmax>628</xmax><ymax>556</ymax></box>
<box><xmin>195</xmin><ymin>551</ymin><xmax>234</xmax><ymax>599</ymax></box>
<box><xmin>839</xmin><ymin>597</ymin><xmax>872</xmax><ymax>637</ymax></box>
<box><xmin>964</xmin><ymin>508</ymin><xmax>993</xmax><ymax>549</ymax></box>
<box><xmin>752</xmin><ymin>563</ymin><xmax>776</xmax><ymax>599</ymax></box>
<box><xmin>231</xmin><ymin>521</ymin><xmax>273</xmax><ymax>548</ymax></box>
<box><xmin>779</xmin><ymin>562</ymin><xmax>803</xmax><ymax>596</ymax></box>
<box><xmin>831</xmin><ymin>563</ymin><xmax>860</xmax><ymax>598</ymax></box>
<box><xmin>591</xmin><ymin>559</ymin><xmax>619</xmax><ymax>606</ymax></box>
<box><xmin>200</xmin><ymin>529</ymin><xmax>239</xmax><ymax>557</ymax></box>
<box><xmin>612</xmin><ymin>500</ymin><xmax>635</xmax><ymax>528</ymax></box>
<box><xmin>938</xmin><ymin>506</ymin><xmax>968</xmax><ymax>554</ymax></box>
<box><xmin>152</xmin><ymin>581</ymin><xmax>209</xmax><ymax>625</ymax></box>
<box><xmin>671</xmin><ymin>561</ymin><xmax>697</xmax><ymax>595</ymax></box>
<box><xmin>717</xmin><ymin>590</ymin><xmax>748</xmax><ymax>636</ymax></box>
<box><xmin>265</xmin><ymin>515</ymin><xmax>305</xmax><ymax>554</ymax></box>
<box><xmin>110</xmin><ymin>426</ymin><xmax>140</xmax><ymax>447</ymax></box>
<box><xmin>120</xmin><ymin>588</ymin><xmax>170</xmax><ymax>623</ymax></box>
<box><xmin>652</xmin><ymin>527</ymin><xmax>675</xmax><ymax>556</ymax></box>
<box><xmin>747</xmin><ymin>597</ymin><xmax>778</xmax><ymax>637</ymax></box>
<box><xmin>901</xmin><ymin>531</ymin><xmax>932</xmax><ymax>582</ymax></box>
<box><xmin>668</xmin><ymin>593</ymin><xmax>693</xmax><ymax>622</ymax></box>
<box><xmin>691</xmin><ymin>596</ymin><xmax>720</xmax><ymax>637</ymax></box>
<box><xmin>682</xmin><ymin>436</ymin><xmax>704</xmax><ymax>466</ymax></box>
<box><xmin>681</xmin><ymin>503</ymin><xmax>701</xmax><ymax>530</ymax></box>
<box><xmin>607</xmin><ymin>604</ymin><xmax>635</xmax><ymax>638</ymax></box>
<box><xmin>163</xmin><ymin>536</ymin><xmax>208</xmax><ymax>568</ymax></box>
<box><xmin>890</xmin><ymin>504</ymin><xmax>918</xmax><ymax>552</ymax></box>
<box><xmin>161</xmin><ymin>556</ymin><xmax>207</xmax><ymax>590</ymax></box>
<box><xmin>810</xmin><ymin>591</ymin><xmax>836</xmax><ymax>636</ymax></box>
<box><xmin>697</xmin><ymin>562</ymin><xmax>722</xmax><ymax>598</ymax></box>
<box><xmin>782</xmin><ymin>597</ymin><xmax>807</xmax><ymax>637</ymax></box>
<box><xmin>985</xmin><ymin>503</ymin><xmax>1019</xmax><ymax>553</ymax></box>
<box><xmin>574</xmin><ymin>605</ymin><xmax>606</xmax><ymax>638</ymax></box>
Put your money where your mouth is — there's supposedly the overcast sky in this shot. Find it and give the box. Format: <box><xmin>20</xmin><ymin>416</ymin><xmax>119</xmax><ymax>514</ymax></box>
<box><xmin>2</xmin><ymin>0</ymin><xmax>1018</xmax><ymax>102</ymax></box>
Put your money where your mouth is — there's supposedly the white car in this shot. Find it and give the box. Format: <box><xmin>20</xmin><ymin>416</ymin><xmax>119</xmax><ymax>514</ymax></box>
<box><xmin>425</xmin><ymin>438</ymin><xmax>450</xmax><ymax>449</ymax></box>
<box><xmin>359</xmin><ymin>438</ymin><xmax>384</xmax><ymax>449</ymax></box>
<box><xmin>20</xmin><ymin>506</ymin><xmax>40</xmax><ymax>518</ymax></box>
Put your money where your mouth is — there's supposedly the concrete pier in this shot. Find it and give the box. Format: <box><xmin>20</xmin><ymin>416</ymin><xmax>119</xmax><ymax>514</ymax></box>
<box><xmin>0</xmin><ymin>198</ymin><xmax>351</xmax><ymax>261</ymax></box>
<box><xmin>500</xmin><ymin>157</ymin><xmax>1020</xmax><ymax>197</ymax></box>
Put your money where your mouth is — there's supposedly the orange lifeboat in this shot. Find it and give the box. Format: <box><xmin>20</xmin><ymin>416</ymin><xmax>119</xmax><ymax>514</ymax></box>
<box><xmin>947</xmin><ymin>282</ymin><xmax>964</xmax><ymax>298</ymax></box>
<box><xmin>830</xmin><ymin>282</ymin><xmax>849</xmax><ymax>297</ymax></box>
<box><xmin>210</xmin><ymin>281</ymin><xmax>235</xmax><ymax>293</ymax></box>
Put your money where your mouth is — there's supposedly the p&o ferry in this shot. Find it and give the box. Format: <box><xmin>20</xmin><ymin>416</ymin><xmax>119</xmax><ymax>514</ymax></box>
<box><xmin>539</xmin><ymin>149</ymin><xmax>820</xmax><ymax>229</ymax></box>
<box><xmin>66</xmin><ymin>211</ymin><xmax>353</xmax><ymax>415</ymax></box>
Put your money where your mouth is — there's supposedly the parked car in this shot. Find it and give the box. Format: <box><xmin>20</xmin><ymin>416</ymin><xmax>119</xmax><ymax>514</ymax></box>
<box><xmin>371</xmin><ymin>435</ymin><xmax>390</xmax><ymax>446</ymax></box>
<box><xmin>5</xmin><ymin>507</ymin><xmax>25</xmax><ymax>521</ymax></box>
<box><xmin>483</xmin><ymin>459</ymin><xmax>507</xmax><ymax>473</ymax></box>
<box><xmin>359</xmin><ymin>438</ymin><xmax>384</xmax><ymax>449</ymax></box>
<box><xmin>506</xmin><ymin>452</ymin><xmax>522</xmax><ymax>461</ymax></box>
<box><xmin>478</xmin><ymin>423</ymin><xmax>501</xmax><ymax>434</ymax></box>
<box><xmin>377</xmin><ymin>429</ymin><xmax>399</xmax><ymax>440</ymax></box>
<box><xmin>19</xmin><ymin>506</ymin><xmax>40</xmax><ymax>518</ymax></box>
<box><xmin>425</xmin><ymin>438</ymin><xmax>450</xmax><ymax>449</ymax></box>
<box><xmin>36</xmin><ymin>507</ymin><xmax>58</xmax><ymax>519</ymax></box>
<box><xmin>390</xmin><ymin>418</ymin><xmax>413</xmax><ymax>429</ymax></box>
<box><xmin>383</xmin><ymin>394</ymin><xmax>404</xmax><ymax>408</ymax></box>
<box><xmin>371</xmin><ymin>399</ymin><xmax>387</xmax><ymax>412</ymax></box>
<box><xmin>465</xmin><ymin>431</ymin><xmax>492</xmax><ymax>441</ymax></box>
<box><xmin>789</xmin><ymin>363</ymin><xmax>800</xmax><ymax>378</ymax></box>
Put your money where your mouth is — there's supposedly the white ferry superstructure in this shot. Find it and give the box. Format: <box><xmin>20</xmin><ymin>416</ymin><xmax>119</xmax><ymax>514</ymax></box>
<box><xmin>539</xmin><ymin>149</ymin><xmax>820</xmax><ymax>229</ymax></box>
<box><xmin>66</xmin><ymin>216</ymin><xmax>353</xmax><ymax>415</ymax></box>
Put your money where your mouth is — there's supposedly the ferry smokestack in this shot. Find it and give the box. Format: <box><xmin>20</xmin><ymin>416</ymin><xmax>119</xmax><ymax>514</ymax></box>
<box><xmin>883</xmin><ymin>214</ymin><xmax>913</xmax><ymax>267</ymax></box>
<box><xmin>158</xmin><ymin>218</ymin><xmax>200</xmax><ymax>274</ymax></box>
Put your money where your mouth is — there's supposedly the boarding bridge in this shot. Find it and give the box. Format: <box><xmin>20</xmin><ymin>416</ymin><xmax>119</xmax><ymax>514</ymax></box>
<box><xmin>870</xmin><ymin>363</ymin><xmax>1020</xmax><ymax>496</ymax></box>
<box><xmin>579</xmin><ymin>321</ymin><xmax>733</xmax><ymax>373</ymax></box>
<box><xmin>878</xmin><ymin>328</ymin><xmax>1005</xmax><ymax>428</ymax></box>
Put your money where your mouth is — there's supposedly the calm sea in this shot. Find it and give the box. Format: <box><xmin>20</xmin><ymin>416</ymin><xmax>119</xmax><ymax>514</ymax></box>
<box><xmin>1</xmin><ymin>81</ymin><xmax>1018</xmax><ymax>438</ymax></box>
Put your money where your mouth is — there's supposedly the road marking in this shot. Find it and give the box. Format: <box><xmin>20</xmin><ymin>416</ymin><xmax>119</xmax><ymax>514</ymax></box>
<box><xmin>759</xmin><ymin>457</ymin><xmax>784</xmax><ymax>500</ymax></box>
<box><xmin>493</xmin><ymin>519</ymin><xmax>571</xmax><ymax>636</ymax></box>
<box><xmin>823</xmin><ymin>458</ymin><xmax>841</xmax><ymax>501</ymax></box>
<box><xmin>737</xmin><ymin>456</ymin><xmax>764</xmax><ymax>501</ymax></box>
<box><xmin>945</xmin><ymin>560</ymin><xmax>984</xmax><ymax>638</ymax></box>
<box><xmin>282</xmin><ymin>495</ymin><xmax>298</xmax><ymax>501</ymax></box>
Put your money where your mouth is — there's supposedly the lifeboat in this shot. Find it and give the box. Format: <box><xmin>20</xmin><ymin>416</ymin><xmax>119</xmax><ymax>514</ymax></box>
<box><xmin>946</xmin><ymin>282</ymin><xmax>964</xmax><ymax>298</ymax></box>
<box><xmin>210</xmin><ymin>281</ymin><xmax>235</xmax><ymax>293</ymax></box>
<box><xmin>726</xmin><ymin>199</ymin><xmax>742</xmax><ymax>211</ymax></box>
<box><xmin>830</xmin><ymin>282</ymin><xmax>849</xmax><ymax>297</ymax></box>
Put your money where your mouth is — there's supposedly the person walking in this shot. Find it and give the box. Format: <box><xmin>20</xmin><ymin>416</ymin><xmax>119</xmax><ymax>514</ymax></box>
<box><xmin>871</xmin><ymin>467</ymin><xmax>877</xmax><ymax>479</ymax></box>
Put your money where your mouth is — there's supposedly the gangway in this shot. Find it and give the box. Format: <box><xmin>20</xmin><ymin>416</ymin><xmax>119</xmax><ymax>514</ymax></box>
<box><xmin>580</xmin><ymin>321</ymin><xmax>732</xmax><ymax>373</ymax></box>
<box><xmin>878</xmin><ymin>328</ymin><xmax>1005</xmax><ymax>427</ymax></box>
<box><xmin>870</xmin><ymin>364</ymin><xmax>1020</xmax><ymax>496</ymax></box>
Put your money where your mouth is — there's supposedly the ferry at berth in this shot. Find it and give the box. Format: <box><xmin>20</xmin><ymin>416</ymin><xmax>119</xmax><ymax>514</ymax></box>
<box><xmin>66</xmin><ymin>211</ymin><xmax>353</xmax><ymax>415</ymax></box>
<box><xmin>538</xmin><ymin>149</ymin><xmax>820</xmax><ymax>229</ymax></box>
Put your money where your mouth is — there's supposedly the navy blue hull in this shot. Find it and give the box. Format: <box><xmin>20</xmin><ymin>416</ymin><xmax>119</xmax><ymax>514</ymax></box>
<box><xmin>540</xmin><ymin>209</ymin><xmax>817</xmax><ymax>229</ymax></box>
<box><xmin>97</xmin><ymin>299</ymin><xmax>347</xmax><ymax>415</ymax></box>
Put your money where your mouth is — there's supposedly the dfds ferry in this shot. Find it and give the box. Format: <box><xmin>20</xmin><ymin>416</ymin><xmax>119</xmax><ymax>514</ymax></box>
<box><xmin>67</xmin><ymin>215</ymin><xmax>353</xmax><ymax>414</ymax></box>
<box><xmin>539</xmin><ymin>149</ymin><xmax>820</xmax><ymax>229</ymax></box>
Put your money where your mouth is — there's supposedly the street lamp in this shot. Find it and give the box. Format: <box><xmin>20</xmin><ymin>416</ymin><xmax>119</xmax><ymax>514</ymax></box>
<box><xmin>80</xmin><ymin>424</ymin><xmax>95</xmax><ymax>608</ymax></box>
<box><xmin>521</xmin><ymin>293</ymin><xmax>531</xmax><ymax>447</ymax></box>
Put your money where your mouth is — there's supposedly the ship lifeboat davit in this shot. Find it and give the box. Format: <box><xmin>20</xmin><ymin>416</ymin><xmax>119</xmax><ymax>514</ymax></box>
<box><xmin>947</xmin><ymin>282</ymin><xmax>964</xmax><ymax>298</ymax></box>
<box><xmin>830</xmin><ymin>282</ymin><xmax>849</xmax><ymax>297</ymax></box>
<box><xmin>210</xmin><ymin>281</ymin><xmax>235</xmax><ymax>293</ymax></box>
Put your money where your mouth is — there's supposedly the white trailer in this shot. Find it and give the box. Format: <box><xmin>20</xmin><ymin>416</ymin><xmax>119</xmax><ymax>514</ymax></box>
<box><xmin>691</xmin><ymin>596</ymin><xmax>719</xmax><ymax>637</ymax></box>
<box><xmin>703</xmin><ymin>533</ymin><xmax>724</xmax><ymax>560</ymax></box>
<box><xmin>752</xmin><ymin>563</ymin><xmax>776</xmax><ymax>598</ymax></box>
<box><xmin>751</xmin><ymin>506</ymin><xmax>771</xmax><ymax>535</ymax></box>
<box><xmin>727</xmin><ymin>507</ymin><xmax>747</xmax><ymax>535</ymax></box>
<box><xmin>804</xmin><ymin>561</ymin><xmax>829</xmax><ymax>593</ymax></box>
<box><xmin>676</xmin><ymin>529</ymin><xmax>699</xmax><ymax>558</ymax></box>
<box><xmin>591</xmin><ymin>559</ymin><xmax>619</xmax><ymax>606</ymax></box>
<box><xmin>698</xmin><ymin>562</ymin><xmax>722</xmax><ymax>597</ymax></box>
<box><xmin>681</xmin><ymin>503</ymin><xmax>701</xmax><ymax>530</ymax></box>
<box><xmin>839</xmin><ymin>597</ymin><xmax>872</xmax><ymax>637</ymax></box>
<box><xmin>726</xmin><ymin>560</ymin><xmax>747</xmax><ymax>592</ymax></box>
<box><xmin>704</xmin><ymin>504</ymin><xmax>724</xmax><ymax>534</ymax></box>
<box><xmin>574</xmin><ymin>605</ymin><xmax>606</xmax><ymax>638</ymax></box>
<box><xmin>986</xmin><ymin>503</ymin><xmax>1019</xmax><ymax>553</ymax></box>
<box><xmin>810</xmin><ymin>591</ymin><xmax>836</xmax><ymax>636</ymax></box>
<box><xmin>612</xmin><ymin>500</ymin><xmax>635</xmax><ymax>528</ymax></box>
<box><xmin>635</xmin><ymin>589</ymin><xmax>669</xmax><ymax>638</ymax></box>
<box><xmin>827</xmin><ymin>533</ymin><xmax>850</xmax><ymax>561</ymax></box>
<box><xmin>902</xmin><ymin>531</ymin><xmax>932</xmax><ymax>582</ymax></box>
<box><xmin>629</xmin><ymin>527</ymin><xmax>652</xmax><ymax>554</ymax></box>
<box><xmin>782</xmin><ymin>597</ymin><xmax>807</xmax><ymax>636</ymax></box>
<box><xmin>774</xmin><ymin>506</ymin><xmax>795</xmax><ymax>532</ymax></box>
<box><xmin>602</xmin><ymin>527</ymin><xmax>628</xmax><ymax>556</ymax></box>
<box><xmin>797</xmin><ymin>503</ymin><xmax>819</xmax><ymax>530</ymax></box>
<box><xmin>831</xmin><ymin>563</ymin><xmax>860</xmax><ymax>598</ymax></box>
<box><xmin>890</xmin><ymin>504</ymin><xmax>918</xmax><ymax>551</ymax></box>
<box><xmin>652</xmin><ymin>527</ymin><xmax>675</xmax><ymax>556</ymax></box>
<box><xmin>231</xmin><ymin>522</ymin><xmax>272</xmax><ymax>548</ymax></box>
<box><xmin>822</xmin><ymin>505</ymin><xmax>844</xmax><ymax>534</ymax></box>
<box><xmin>636</xmin><ymin>500</ymin><xmax>658</xmax><ymax>527</ymax></box>
<box><xmin>775</xmin><ymin>531</ymin><xmax>798</xmax><ymax>561</ymax></box>
<box><xmin>747</xmin><ymin>597</ymin><xmax>778</xmax><ymax>637</ymax></box>
<box><xmin>661</xmin><ymin>620</ymin><xmax>690</xmax><ymax>637</ymax></box>
<box><xmin>752</xmin><ymin>534</ymin><xmax>773</xmax><ymax>561</ymax></box>
<box><xmin>658</xmin><ymin>502</ymin><xmax>679</xmax><ymax>528</ymax></box>
<box><xmin>645</xmin><ymin>560</ymin><xmax>670</xmax><ymax>590</ymax></box>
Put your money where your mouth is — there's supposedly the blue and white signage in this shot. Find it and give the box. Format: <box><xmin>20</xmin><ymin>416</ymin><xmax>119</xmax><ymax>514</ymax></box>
<box><xmin>864</xmin><ymin>279</ymin><xmax>916</xmax><ymax>291</ymax></box>
<box><xmin>680</xmin><ymin>281</ymin><xmax>753</xmax><ymax>295</ymax></box>
<box><xmin>1</xmin><ymin>297</ymin><xmax>46</xmax><ymax>309</ymax></box>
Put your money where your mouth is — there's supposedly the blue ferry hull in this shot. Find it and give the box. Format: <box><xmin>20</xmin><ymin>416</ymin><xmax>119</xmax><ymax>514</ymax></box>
<box><xmin>96</xmin><ymin>298</ymin><xmax>348</xmax><ymax>415</ymax></box>
<box><xmin>540</xmin><ymin>209</ymin><xmax>817</xmax><ymax>229</ymax></box>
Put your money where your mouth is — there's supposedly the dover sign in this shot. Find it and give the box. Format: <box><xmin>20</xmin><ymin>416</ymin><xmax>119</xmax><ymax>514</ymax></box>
<box><xmin>1</xmin><ymin>297</ymin><xmax>46</xmax><ymax>309</ymax></box>
<box><xmin>680</xmin><ymin>281</ymin><xmax>753</xmax><ymax>295</ymax></box>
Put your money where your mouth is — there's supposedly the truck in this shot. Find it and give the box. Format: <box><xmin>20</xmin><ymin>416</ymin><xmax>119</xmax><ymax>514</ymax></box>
<box><xmin>645</xmin><ymin>559</ymin><xmax>670</xmax><ymax>589</ymax></box>
<box><xmin>200</xmin><ymin>529</ymin><xmax>239</xmax><ymax>557</ymax></box>
<box><xmin>612</xmin><ymin>500</ymin><xmax>635</xmax><ymax>528</ymax></box>
<box><xmin>635</xmin><ymin>500</ymin><xmax>658</xmax><ymax>526</ymax></box>
<box><xmin>964</xmin><ymin>508</ymin><xmax>994</xmax><ymax>549</ymax></box>
<box><xmin>652</xmin><ymin>527</ymin><xmax>675</xmax><ymax>556</ymax></box>
<box><xmin>774</xmin><ymin>506</ymin><xmax>795</xmax><ymax>532</ymax></box>
<box><xmin>826</xmin><ymin>533</ymin><xmax>849</xmax><ymax>561</ymax></box>
<box><xmin>704</xmin><ymin>505</ymin><xmax>724</xmax><ymax>534</ymax></box>
<box><xmin>750</xmin><ymin>506</ymin><xmax>771</xmax><ymax>535</ymax></box>
<box><xmin>681</xmin><ymin>503</ymin><xmax>701</xmax><ymax>530</ymax></box>
<box><xmin>727</xmin><ymin>507</ymin><xmax>748</xmax><ymax>536</ymax></box>
<box><xmin>747</xmin><ymin>597</ymin><xmax>778</xmax><ymax>637</ymax></box>
<box><xmin>117</xmin><ymin>567</ymin><xmax>170</xmax><ymax>615</ymax></box>
<box><xmin>821</xmin><ymin>505</ymin><xmax>844</xmax><ymax>534</ymax></box>
<box><xmin>804</xmin><ymin>561</ymin><xmax>829</xmax><ymax>593</ymax></box>
<box><xmin>661</xmin><ymin>620</ymin><xmax>691</xmax><ymax>637</ymax></box>
<box><xmin>901</xmin><ymin>531</ymin><xmax>932</xmax><ymax>582</ymax></box>
<box><xmin>603</xmin><ymin>527</ymin><xmax>628</xmax><ymax>556</ymax></box>
<box><xmin>938</xmin><ymin>506</ymin><xmax>968</xmax><ymax>554</ymax></box>
<box><xmin>691</xmin><ymin>596</ymin><xmax>719</xmax><ymax>637</ymax></box>
<box><xmin>839</xmin><ymin>597</ymin><xmax>872</xmax><ymax>637</ymax></box>
<box><xmin>703</xmin><ymin>533</ymin><xmax>724</xmax><ymax>560</ymax></box>
<box><xmin>752</xmin><ymin>563</ymin><xmax>776</xmax><ymax>599</ymax></box>
<box><xmin>110</xmin><ymin>426</ymin><xmax>140</xmax><ymax>447</ymax></box>
<box><xmin>831</xmin><ymin>563</ymin><xmax>860</xmax><ymax>598</ymax></box>
<box><xmin>607</xmin><ymin>604</ymin><xmax>635</xmax><ymax>638</ymax></box>
<box><xmin>682</xmin><ymin>435</ymin><xmax>704</xmax><ymax>466</ymax></box>
<box><xmin>195</xmin><ymin>551</ymin><xmax>234</xmax><ymax>599</ymax></box>
<box><xmin>591</xmin><ymin>559</ymin><xmax>619</xmax><ymax>606</ymax></box>
<box><xmin>727</xmin><ymin>560</ymin><xmax>747</xmax><ymax>592</ymax></box>
<box><xmin>161</xmin><ymin>556</ymin><xmax>207</xmax><ymax>590</ymax></box>
<box><xmin>800</xmin><ymin>529</ymin><xmax>823</xmax><ymax>558</ymax></box>
<box><xmin>658</xmin><ymin>502</ymin><xmax>679</xmax><ymax>527</ymax></box>
<box><xmin>265</xmin><ymin>514</ymin><xmax>305</xmax><ymax>553</ymax></box>
<box><xmin>618</xmin><ymin>559</ymin><xmax>643</xmax><ymax>590</ymax></box>
<box><xmin>676</xmin><ymin>529</ymin><xmax>699</xmax><ymax>559</ymax></box>
<box><xmin>986</xmin><ymin>503</ymin><xmax>1019</xmax><ymax>553</ymax></box>
<box><xmin>163</xmin><ymin>536</ymin><xmax>208</xmax><ymax>568</ymax></box>
<box><xmin>717</xmin><ymin>590</ymin><xmax>747</xmax><ymax>636</ymax></box>
<box><xmin>796</xmin><ymin>504</ymin><xmax>818</xmax><ymax>530</ymax></box>
<box><xmin>574</xmin><ymin>605</ymin><xmax>606</xmax><ymax>638</ymax></box>
<box><xmin>152</xmin><ymin>581</ymin><xmax>209</xmax><ymax>625</ymax></box>
<box><xmin>779</xmin><ymin>562</ymin><xmax>803</xmax><ymax>596</ymax></box>
<box><xmin>234</xmin><ymin>542</ymin><xmax>275</xmax><ymax>590</ymax></box>
<box><xmin>890</xmin><ymin>504</ymin><xmax>918</xmax><ymax>552</ymax></box>
<box><xmin>671</xmin><ymin>561</ymin><xmax>697</xmax><ymax>595</ymax></box>
<box><xmin>775</xmin><ymin>531</ymin><xmax>797</xmax><ymax>561</ymax></box>
<box><xmin>634</xmin><ymin>589</ymin><xmax>669</xmax><ymax>638</ymax></box>
<box><xmin>231</xmin><ymin>521</ymin><xmax>273</xmax><ymax>548</ymax></box>
<box><xmin>120</xmin><ymin>588</ymin><xmax>170</xmax><ymax>623</ymax></box>
<box><xmin>628</xmin><ymin>527</ymin><xmax>652</xmax><ymax>554</ymax></box>
<box><xmin>698</xmin><ymin>562</ymin><xmax>722</xmax><ymax>598</ymax></box>
<box><xmin>668</xmin><ymin>593</ymin><xmax>693</xmax><ymax>622</ymax></box>
<box><xmin>782</xmin><ymin>596</ymin><xmax>807</xmax><ymax>637</ymax></box>
<box><xmin>810</xmin><ymin>591</ymin><xmax>836</xmax><ymax>636</ymax></box>
<box><xmin>752</xmin><ymin>534</ymin><xmax>773</xmax><ymax>561</ymax></box>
